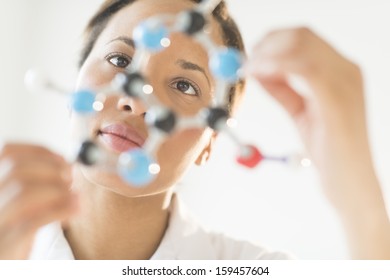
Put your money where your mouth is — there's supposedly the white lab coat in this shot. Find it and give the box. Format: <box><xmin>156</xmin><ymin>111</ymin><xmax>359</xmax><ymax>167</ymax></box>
<box><xmin>29</xmin><ymin>195</ymin><xmax>292</xmax><ymax>259</ymax></box>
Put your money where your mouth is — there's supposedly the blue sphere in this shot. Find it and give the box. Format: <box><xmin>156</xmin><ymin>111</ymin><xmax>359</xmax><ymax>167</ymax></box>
<box><xmin>118</xmin><ymin>148</ymin><xmax>156</xmax><ymax>187</ymax></box>
<box><xmin>210</xmin><ymin>48</ymin><xmax>243</xmax><ymax>82</ymax></box>
<box><xmin>133</xmin><ymin>21</ymin><xmax>169</xmax><ymax>52</ymax></box>
<box><xmin>70</xmin><ymin>90</ymin><xmax>95</xmax><ymax>114</ymax></box>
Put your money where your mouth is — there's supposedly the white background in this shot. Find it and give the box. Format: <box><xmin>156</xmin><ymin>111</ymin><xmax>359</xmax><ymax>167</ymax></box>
<box><xmin>0</xmin><ymin>0</ymin><xmax>389</xmax><ymax>259</ymax></box>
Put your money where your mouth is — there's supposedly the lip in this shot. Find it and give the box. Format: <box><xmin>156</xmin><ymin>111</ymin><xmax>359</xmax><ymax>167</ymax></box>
<box><xmin>98</xmin><ymin>123</ymin><xmax>145</xmax><ymax>153</ymax></box>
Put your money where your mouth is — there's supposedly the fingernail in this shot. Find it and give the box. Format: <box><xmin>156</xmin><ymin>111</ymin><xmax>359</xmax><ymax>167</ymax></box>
<box><xmin>0</xmin><ymin>182</ymin><xmax>22</xmax><ymax>210</ymax></box>
<box><xmin>0</xmin><ymin>159</ymin><xmax>13</xmax><ymax>181</ymax></box>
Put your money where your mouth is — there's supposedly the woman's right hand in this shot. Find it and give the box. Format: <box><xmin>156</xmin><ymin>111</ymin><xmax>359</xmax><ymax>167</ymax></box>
<box><xmin>0</xmin><ymin>143</ymin><xmax>78</xmax><ymax>259</ymax></box>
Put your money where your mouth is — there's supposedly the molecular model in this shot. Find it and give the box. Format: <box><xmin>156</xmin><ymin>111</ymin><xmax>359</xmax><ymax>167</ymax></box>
<box><xmin>26</xmin><ymin>0</ymin><xmax>311</xmax><ymax>187</ymax></box>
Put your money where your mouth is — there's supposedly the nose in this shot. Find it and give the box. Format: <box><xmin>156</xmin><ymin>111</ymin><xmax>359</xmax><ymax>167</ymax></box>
<box><xmin>117</xmin><ymin>96</ymin><xmax>147</xmax><ymax>116</ymax></box>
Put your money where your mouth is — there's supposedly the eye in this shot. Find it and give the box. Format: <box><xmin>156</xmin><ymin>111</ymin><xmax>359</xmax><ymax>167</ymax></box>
<box><xmin>106</xmin><ymin>53</ymin><xmax>132</xmax><ymax>68</ymax></box>
<box><xmin>170</xmin><ymin>79</ymin><xmax>200</xmax><ymax>96</ymax></box>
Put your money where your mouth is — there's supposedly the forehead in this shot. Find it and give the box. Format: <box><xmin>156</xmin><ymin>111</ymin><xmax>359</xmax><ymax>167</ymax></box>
<box><xmin>96</xmin><ymin>0</ymin><xmax>224</xmax><ymax>48</ymax></box>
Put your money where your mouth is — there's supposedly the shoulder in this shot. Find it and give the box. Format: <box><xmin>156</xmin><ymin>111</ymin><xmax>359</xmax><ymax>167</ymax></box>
<box><xmin>152</xmin><ymin>195</ymin><xmax>293</xmax><ymax>260</ymax></box>
<box><xmin>208</xmin><ymin>232</ymin><xmax>294</xmax><ymax>260</ymax></box>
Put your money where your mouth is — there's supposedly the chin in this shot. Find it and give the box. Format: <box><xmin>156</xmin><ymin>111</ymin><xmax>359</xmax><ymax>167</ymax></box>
<box><xmin>75</xmin><ymin>165</ymin><xmax>174</xmax><ymax>198</ymax></box>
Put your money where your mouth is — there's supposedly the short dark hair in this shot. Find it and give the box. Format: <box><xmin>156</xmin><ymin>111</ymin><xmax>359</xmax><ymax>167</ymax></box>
<box><xmin>79</xmin><ymin>0</ymin><xmax>245</xmax><ymax>114</ymax></box>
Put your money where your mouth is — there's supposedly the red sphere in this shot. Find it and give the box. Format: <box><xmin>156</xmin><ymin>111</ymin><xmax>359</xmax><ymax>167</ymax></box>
<box><xmin>236</xmin><ymin>145</ymin><xmax>263</xmax><ymax>168</ymax></box>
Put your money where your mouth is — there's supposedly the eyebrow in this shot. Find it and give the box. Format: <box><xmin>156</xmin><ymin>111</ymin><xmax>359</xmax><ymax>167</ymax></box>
<box><xmin>176</xmin><ymin>59</ymin><xmax>210</xmax><ymax>86</ymax></box>
<box><xmin>107</xmin><ymin>36</ymin><xmax>135</xmax><ymax>48</ymax></box>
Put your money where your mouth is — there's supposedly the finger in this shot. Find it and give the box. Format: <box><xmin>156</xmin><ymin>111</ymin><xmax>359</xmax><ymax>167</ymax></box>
<box><xmin>22</xmin><ymin>193</ymin><xmax>79</xmax><ymax>233</ymax></box>
<box><xmin>0</xmin><ymin>194</ymin><xmax>79</xmax><ymax>260</ymax></box>
<box><xmin>0</xmin><ymin>228</ymin><xmax>36</xmax><ymax>260</ymax></box>
<box><xmin>247</xmin><ymin>27</ymin><xmax>325</xmax><ymax>75</ymax></box>
<box><xmin>0</xmin><ymin>177</ymin><xmax>68</xmax><ymax>214</ymax></box>
<box><xmin>0</xmin><ymin>181</ymin><xmax>73</xmax><ymax>229</ymax></box>
<box><xmin>0</xmin><ymin>144</ymin><xmax>68</xmax><ymax>167</ymax></box>
<box><xmin>259</xmin><ymin>77</ymin><xmax>306</xmax><ymax>119</ymax></box>
<box><xmin>0</xmin><ymin>182</ymin><xmax>21</xmax><ymax>212</ymax></box>
<box><xmin>0</xmin><ymin>159</ymin><xmax>72</xmax><ymax>190</ymax></box>
<box><xmin>246</xmin><ymin>27</ymin><xmax>347</xmax><ymax>102</ymax></box>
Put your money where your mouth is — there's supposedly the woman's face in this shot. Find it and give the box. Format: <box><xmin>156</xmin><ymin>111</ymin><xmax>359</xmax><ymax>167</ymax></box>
<box><xmin>73</xmin><ymin>0</ymin><xmax>224</xmax><ymax>196</ymax></box>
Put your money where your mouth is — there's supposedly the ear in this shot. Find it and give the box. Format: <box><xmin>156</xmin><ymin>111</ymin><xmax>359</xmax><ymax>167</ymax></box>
<box><xmin>195</xmin><ymin>131</ymin><xmax>217</xmax><ymax>166</ymax></box>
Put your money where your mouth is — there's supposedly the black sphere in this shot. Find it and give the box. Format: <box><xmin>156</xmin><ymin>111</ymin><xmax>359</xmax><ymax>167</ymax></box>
<box><xmin>77</xmin><ymin>140</ymin><xmax>99</xmax><ymax>166</ymax></box>
<box><xmin>122</xmin><ymin>72</ymin><xmax>145</xmax><ymax>98</ymax></box>
<box><xmin>206</xmin><ymin>107</ymin><xmax>229</xmax><ymax>131</ymax></box>
<box><xmin>154</xmin><ymin>110</ymin><xmax>177</xmax><ymax>133</ymax></box>
<box><xmin>183</xmin><ymin>10</ymin><xmax>206</xmax><ymax>35</ymax></box>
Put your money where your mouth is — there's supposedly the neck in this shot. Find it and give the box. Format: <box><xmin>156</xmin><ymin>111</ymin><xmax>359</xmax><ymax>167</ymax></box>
<box><xmin>64</xmin><ymin>173</ymin><xmax>172</xmax><ymax>260</ymax></box>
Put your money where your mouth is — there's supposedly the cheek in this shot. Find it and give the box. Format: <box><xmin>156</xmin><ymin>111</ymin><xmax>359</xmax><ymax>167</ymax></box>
<box><xmin>157</xmin><ymin>128</ymin><xmax>211</xmax><ymax>171</ymax></box>
<box><xmin>76</xmin><ymin>58</ymin><xmax>115</xmax><ymax>90</ymax></box>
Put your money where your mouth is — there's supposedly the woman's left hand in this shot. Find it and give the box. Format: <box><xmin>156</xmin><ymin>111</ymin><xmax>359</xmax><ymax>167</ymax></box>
<box><xmin>246</xmin><ymin>27</ymin><xmax>390</xmax><ymax>259</ymax></box>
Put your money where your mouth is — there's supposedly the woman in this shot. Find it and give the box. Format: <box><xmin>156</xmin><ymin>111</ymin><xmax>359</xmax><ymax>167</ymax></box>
<box><xmin>0</xmin><ymin>0</ymin><xmax>389</xmax><ymax>259</ymax></box>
